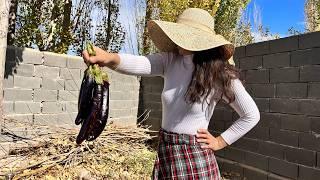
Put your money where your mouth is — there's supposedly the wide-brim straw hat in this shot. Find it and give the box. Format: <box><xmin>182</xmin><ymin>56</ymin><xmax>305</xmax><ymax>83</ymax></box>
<box><xmin>147</xmin><ymin>8</ymin><xmax>235</xmax><ymax>66</ymax></box>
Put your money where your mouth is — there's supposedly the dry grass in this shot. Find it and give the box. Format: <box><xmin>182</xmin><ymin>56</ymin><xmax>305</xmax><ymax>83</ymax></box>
<box><xmin>0</xmin><ymin>119</ymin><xmax>157</xmax><ymax>180</ymax></box>
<box><xmin>0</xmin><ymin>118</ymin><xmax>237</xmax><ymax>180</ymax></box>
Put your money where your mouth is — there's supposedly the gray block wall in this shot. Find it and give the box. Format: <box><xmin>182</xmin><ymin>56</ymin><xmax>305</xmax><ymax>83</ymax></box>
<box><xmin>140</xmin><ymin>32</ymin><xmax>320</xmax><ymax>180</ymax></box>
<box><xmin>2</xmin><ymin>47</ymin><xmax>140</xmax><ymax>143</ymax></box>
<box><xmin>137</xmin><ymin>76</ymin><xmax>163</xmax><ymax>131</ymax></box>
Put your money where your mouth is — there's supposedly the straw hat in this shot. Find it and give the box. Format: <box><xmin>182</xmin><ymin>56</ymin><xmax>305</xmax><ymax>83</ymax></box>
<box><xmin>147</xmin><ymin>8</ymin><xmax>235</xmax><ymax>66</ymax></box>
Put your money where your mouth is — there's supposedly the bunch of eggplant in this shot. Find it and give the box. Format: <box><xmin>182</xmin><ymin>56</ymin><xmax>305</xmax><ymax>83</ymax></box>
<box><xmin>75</xmin><ymin>42</ymin><xmax>110</xmax><ymax>144</ymax></box>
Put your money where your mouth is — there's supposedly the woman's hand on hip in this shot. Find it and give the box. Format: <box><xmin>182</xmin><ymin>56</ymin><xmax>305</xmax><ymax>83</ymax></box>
<box><xmin>196</xmin><ymin>129</ymin><xmax>228</xmax><ymax>151</ymax></box>
<box><xmin>82</xmin><ymin>46</ymin><xmax>120</xmax><ymax>69</ymax></box>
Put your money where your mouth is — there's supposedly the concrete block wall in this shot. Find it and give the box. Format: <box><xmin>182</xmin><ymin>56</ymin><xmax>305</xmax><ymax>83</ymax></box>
<box><xmin>140</xmin><ymin>31</ymin><xmax>320</xmax><ymax>179</ymax></box>
<box><xmin>138</xmin><ymin>76</ymin><xmax>163</xmax><ymax>131</ymax></box>
<box><xmin>213</xmin><ymin>32</ymin><xmax>320</xmax><ymax>180</ymax></box>
<box><xmin>1</xmin><ymin>46</ymin><xmax>140</xmax><ymax>143</ymax></box>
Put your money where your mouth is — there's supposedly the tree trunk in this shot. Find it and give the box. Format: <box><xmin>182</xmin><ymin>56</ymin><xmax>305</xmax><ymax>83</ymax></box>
<box><xmin>7</xmin><ymin>0</ymin><xmax>17</xmax><ymax>45</ymax></box>
<box><xmin>62</xmin><ymin>0</ymin><xmax>72</xmax><ymax>36</ymax></box>
<box><xmin>142</xmin><ymin>0</ymin><xmax>156</xmax><ymax>55</ymax></box>
<box><xmin>105</xmin><ymin>0</ymin><xmax>113</xmax><ymax>47</ymax></box>
<box><xmin>0</xmin><ymin>0</ymin><xmax>11</xmax><ymax>122</ymax></box>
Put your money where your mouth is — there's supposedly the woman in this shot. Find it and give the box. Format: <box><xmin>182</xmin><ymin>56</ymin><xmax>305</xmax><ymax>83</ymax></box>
<box><xmin>83</xmin><ymin>8</ymin><xmax>260</xmax><ymax>180</ymax></box>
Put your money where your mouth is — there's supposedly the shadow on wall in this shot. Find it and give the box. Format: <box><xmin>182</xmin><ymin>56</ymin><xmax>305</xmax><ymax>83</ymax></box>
<box><xmin>137</xmin><ymin>76</ymin><xmax>145</xmax><ymax>125</ymax></box>
<box><xmin>5</xmin><ymin>46</ymin><xmax>26</xmax><ymax>78</ymax></box>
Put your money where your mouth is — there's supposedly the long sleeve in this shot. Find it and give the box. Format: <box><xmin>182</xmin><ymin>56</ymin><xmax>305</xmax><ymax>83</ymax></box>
<box><xmin>220</xmin><ymin>78</ymin><xmax>260</xmax><ymax>145</ymax></box>
<box><xmin>114</xmin><ymin>52</ymin><xmax>172</xmax><ymax>77</ymax></box>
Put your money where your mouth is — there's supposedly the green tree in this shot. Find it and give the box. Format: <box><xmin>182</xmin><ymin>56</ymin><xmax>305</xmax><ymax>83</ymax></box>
<box><xmin>142</xmin><ymin>0</ymin><xmax>160</xmax><ymax>55</ymax></box>
<box><xmin>94</xmin><ymin>0</ymin><xmax>125</xmax><ymax>53</ymax></box>
<box><xmin>7</xmin><ymin>0</ymin><xmax>125</xmax><ymax>55</ymax></box>
<box><xmin>214</xmin><ymin>0</ymin><xmax>251</xmax><ymax>41</ymax></box>
<box><xmin>143</xmin><ymin>0</ymin><xmax>253</xmax><ymax>54</ymax></box>
<box><xmin>11</xmin><ymin>0</ymin><xmax>73</xmax><ymax>53</ymax></box>
<box><xmin>7</xmin><ymin>0</ymin><xmax>17</xmax><ymax>45</ymax></box>
<box><xmin>305</xmin><ymin>0</ymin><xmax>320</xmax><ymax>32</ymax></box>
<box><xmin>69</xmin><ymin>0</ymin><xmax>94</xmax><ymax>54</ymax></box>
<box><xmin>233</xmin><ymin>13</ymin><xmax>254</xmax><ymax>46</ymax></box>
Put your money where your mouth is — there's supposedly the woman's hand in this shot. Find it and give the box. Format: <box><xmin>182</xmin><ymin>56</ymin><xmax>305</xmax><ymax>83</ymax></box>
<box><xmin>82</xmin><ymin>46</ymin><xmax>120</xmax><ymax>69</ymax></box>
<box><xmin>196</xmin><ymin>129</ymin><xmax>228</xmax><ymax>151</ymax></box>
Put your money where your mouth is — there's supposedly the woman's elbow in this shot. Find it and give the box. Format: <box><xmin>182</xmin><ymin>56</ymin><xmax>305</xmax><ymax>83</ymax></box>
<box><xmin>248</xmin><ymin>108</ymin><xmax>260</xmax><ymax>127</ymax></box>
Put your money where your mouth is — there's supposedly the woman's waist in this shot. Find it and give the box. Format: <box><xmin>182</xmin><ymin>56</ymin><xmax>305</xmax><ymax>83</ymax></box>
<box><xmin>161</xmin><ymin>117</ymin><xmax>210</xmax><ymax>136</ymax></box>
<box><xmin>159</xmin><ymin>127</ymin><xmax>208</xmax><ymax>145</ymax></box>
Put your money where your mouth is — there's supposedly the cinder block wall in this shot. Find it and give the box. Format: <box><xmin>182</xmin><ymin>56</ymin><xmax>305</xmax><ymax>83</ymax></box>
<box><xmin>2</xmin><ymin>46</ymin><xmax>140</xmax><ymax>141</ymax></box>
<box><xmin>140</xmin><ymin>31</ymin><xmax>320</xmax><ymax>180</ymax></box>
<box><xmin>138</xmin><ymin>76</ymin><xmax>163</xmax><ymax>130</ymax></box>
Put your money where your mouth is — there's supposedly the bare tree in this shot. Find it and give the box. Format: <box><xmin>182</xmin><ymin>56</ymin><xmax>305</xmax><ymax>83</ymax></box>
<box><xmin>250</xmin><ymin>2</ymin><xmax>279</xmax><ymax>42</ymax></box>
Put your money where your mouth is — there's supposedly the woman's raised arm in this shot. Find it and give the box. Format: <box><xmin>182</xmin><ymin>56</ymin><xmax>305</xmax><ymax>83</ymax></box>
<box><xmin>82</xmin><ymin>46</ymin><xmax>121</xmax><ymax>69</ymax></box>
<box><xmin>83</xmin><ymin>46</ymin><xmax>172</xmax><ymax>77</ymax></box>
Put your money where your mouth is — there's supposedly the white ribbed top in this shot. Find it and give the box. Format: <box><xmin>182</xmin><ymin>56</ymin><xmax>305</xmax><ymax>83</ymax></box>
<box><xmin>115</xmin><ymin>52</ymin><xmax>260</xmax><ymax>145</ymax></box>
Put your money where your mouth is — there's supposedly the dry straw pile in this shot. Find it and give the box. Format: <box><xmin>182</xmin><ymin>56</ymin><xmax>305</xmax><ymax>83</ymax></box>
<box><xmin>0</xmin><ymin>119</ymin><xmax>157</xmax><ymax>180</ymax></box>
<box><xmin>0</xmin><ymin>118</ymin><xmax>235</xmax><ymax>180</ymax></box>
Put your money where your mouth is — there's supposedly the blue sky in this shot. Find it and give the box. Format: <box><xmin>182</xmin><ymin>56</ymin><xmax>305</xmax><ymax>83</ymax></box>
<box><xmin>118</xmin><ymin>0</ymin><xmax>144</xmax><ymax>54</ymax></box>
<box><xmin>245</xmin><ymin>0</ymin><xmax>305</xmax><ymax>36</ymax></box>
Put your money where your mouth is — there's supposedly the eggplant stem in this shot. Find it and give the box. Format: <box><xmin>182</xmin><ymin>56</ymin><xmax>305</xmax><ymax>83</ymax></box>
<box><xmin>86</xmin><ymin>42</ymin><xmax>110</xmax><ymax>85</ymax></box>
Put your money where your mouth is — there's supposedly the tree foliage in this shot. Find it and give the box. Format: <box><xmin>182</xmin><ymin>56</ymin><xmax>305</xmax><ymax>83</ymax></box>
<box><xmin>233</xmin><ymin>14</ymin><xmax>254</xmax><ymax>46</ymax></box>
<box><xmin>305</xmin><ymin>0</ymin><xmax>320</xmax><ymax>32</ymax></box>
<box><xmin>94</xmin><ymin>0</ymin><xmax>125</xmax><ymax>53</ymax></box>
<box><xmin>156</xmin><ymin>0</ymin><xmax>251</xmax><ymax>40</ymax></box>
<box><xmin>214</xmin><ymin>0</ymin><xmax>251</xmax><ymax>41</ymax></box>
<box><xmin>7</xmin><ymin>0</ymin><xmax>125</xmax><ymax>55</ymax></box>
<box><xmin>11</xmin><ymin>0</ymin><xmax>73</xmax><ymax>53</ymax></box>
<box><xmin>142</xmin><ymin>0</ymin><xmax>252</xmax><ymax>54</ymax></box>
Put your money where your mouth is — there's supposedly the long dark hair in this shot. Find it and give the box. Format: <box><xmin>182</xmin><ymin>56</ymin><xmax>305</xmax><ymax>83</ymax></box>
<box><xmin>184</xmin><ymin>47</ymin><xmax>243</xmax><ymax>106</ymax></box>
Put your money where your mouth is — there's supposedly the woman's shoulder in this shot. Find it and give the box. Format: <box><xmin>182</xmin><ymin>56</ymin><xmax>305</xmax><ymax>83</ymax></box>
<box><xmin>159</xmin><ymin>51</ymin><xmax>183</xmax><ymax>66</ymax></box>
<box><xmin>226</xmin><ymin>70</ymin><xmax>243</xmax><ymax>84</ymax></box>
<box><xmin>146</xmin><ymin>51</ymin><xmax>178</xmax><ymax>61</ymax></box>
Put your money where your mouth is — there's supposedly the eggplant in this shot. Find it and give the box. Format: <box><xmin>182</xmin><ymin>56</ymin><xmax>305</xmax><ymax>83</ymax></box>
<box><xmin>76</xmin><ymin>84</ymin><xmax>103</xmax><ymax>144</ymax></box>
<box><xmin>75</xmin><ymin>70</ymin><xmax>87</xmax><ymax>125</ymax></box>
<box><xmin>77</xmin><ymin>68</ymin><xmax>90</xmax><ymax>110</ymax></box>
<box><xmin>74</xmin><ymin>69</ymin><xmax>95</xmax><ymax>125</ymax></box>
<box><xmin>75</xmin><ymin>42</ymin><xmax>111</xmax><ymax>144</ymax></box>
<box><xmin>86</xmin><ymin>81</ymin><xmax>109</xmax><ymax>141</ymax></box>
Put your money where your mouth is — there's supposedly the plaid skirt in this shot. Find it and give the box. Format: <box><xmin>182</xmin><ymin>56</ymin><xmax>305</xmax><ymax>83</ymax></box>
<box><xmin>152</xmin><ymin>128</ymin><xmax>221</xmax><ymax>180</ymax></box>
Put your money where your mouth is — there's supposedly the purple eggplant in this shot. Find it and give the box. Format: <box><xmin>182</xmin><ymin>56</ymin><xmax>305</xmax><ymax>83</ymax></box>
<box><xmin>76</xmin><ymin>84</ymin><xmax>103</xmax><ymax>144</ymax></box>
<box><xmin>75</xmin><ymin>69</ymin><xmax>95</xmax><ymax>125</ymax></box>
<box><xmin>86</xmin><ymin>81</ymin><xmax>109</xmax><ymax>141</ymax></box>
<box><xmin>76</xmin><ymin>42</ymin><xmax>111</xmax><ymax>144</ymax></box>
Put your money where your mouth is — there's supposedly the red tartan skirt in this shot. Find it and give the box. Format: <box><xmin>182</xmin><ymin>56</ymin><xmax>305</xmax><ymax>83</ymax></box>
<box><xmin>152</xmin><ymin>128</ymin><xmax>221</xmax><ymax>180</ymax></box>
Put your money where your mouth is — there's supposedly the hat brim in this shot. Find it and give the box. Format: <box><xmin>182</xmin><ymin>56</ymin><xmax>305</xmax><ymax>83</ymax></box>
<box><xmin>147</xmin><ymin>20</ymin><xmax>235</xmax><ymax>61</ymax></box>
